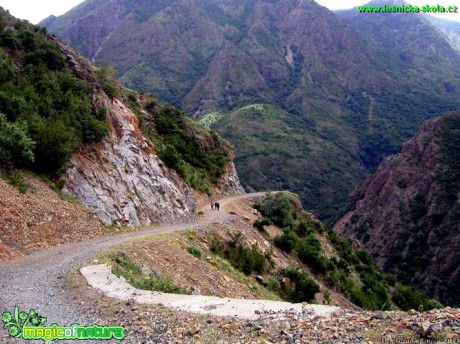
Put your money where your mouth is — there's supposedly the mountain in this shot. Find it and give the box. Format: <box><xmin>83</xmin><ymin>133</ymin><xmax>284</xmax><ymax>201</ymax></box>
<box><xmin>0</xmin><ymin>7</ymin><xmax>243</xmax><ymax>228</ymax></box>
<box><xmin>107</xmin><ymin>191</ymin><xmax>440</xmax><ymax>313</ymax></box>
<box><xmin>42</xmin><ymin>0</ymin><xmax>460</xmax><ymax>223</ymax></box>
<box><xmin>334</xmin><ymin>110</ymin><xmax>460</xmax><ymax>306</ymax></box>
<box><xmin>427</xmin><ymin>16</ymin><xmax>460</xmax><ymax>52</ymax></box>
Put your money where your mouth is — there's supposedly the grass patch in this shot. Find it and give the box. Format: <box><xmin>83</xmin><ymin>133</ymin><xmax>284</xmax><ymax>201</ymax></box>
<box><xmin>39</xmin><ymin>175</ymin><xmax>79</xmax><ymax>203</ymax></box>
<box><xmin>111</xmin><ymin>253</ymin><xmax>188</xmax><ymax>295</ymax></box>
<box><xmin>209</xmin><ymin>254</ymin><xmax>281</xmax><ymax>301</ymax></box>
<box><xmin>187</xmin><ymin>245</ymin><xmax>202</xmax><ymax>259</ymax></box>
<box><xmin>7</xmin><ymin>170</ymin><xmax>28</xmax><ymax>193</ymax></box>
<box><xmin>185</xmin><ymin>229</ymin><xmax>196</xmax><ymax>240</ymax></box>
<box><xmin>198</xmin><ymin>111</ymin><xmax>224</xmax><ymax>127</ymax></box>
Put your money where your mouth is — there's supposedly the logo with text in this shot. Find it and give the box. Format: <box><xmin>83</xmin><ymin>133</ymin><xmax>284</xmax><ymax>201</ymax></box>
<box><xmin>2</xmin><ymin>306</ymin><xmax>124</xmax><ymax>341</ymax></box>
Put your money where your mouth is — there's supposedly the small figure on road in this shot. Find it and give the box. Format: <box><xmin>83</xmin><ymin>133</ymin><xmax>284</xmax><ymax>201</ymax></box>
<box><xmin>214</xmin><ymin>202</ymin><xmax>220</xmax><ymax>211</ymax></box>
<box><xmin>211</xmin><ymin>202</ymin><xmax>214</xmax><ymax>210</ymax></box>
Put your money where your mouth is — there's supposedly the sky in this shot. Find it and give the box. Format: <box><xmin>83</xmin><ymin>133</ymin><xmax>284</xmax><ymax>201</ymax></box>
<box><xmin>0</xmin><ymin>0</ymin><xmax>459</xmax><ymax>24</ymax></box>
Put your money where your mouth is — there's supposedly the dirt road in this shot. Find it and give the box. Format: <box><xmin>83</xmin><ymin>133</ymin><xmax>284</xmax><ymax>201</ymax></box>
<box><xmin>0</xmin><ymin>193</ymin><xmax>267</xmax><ymax>342</ymax></box>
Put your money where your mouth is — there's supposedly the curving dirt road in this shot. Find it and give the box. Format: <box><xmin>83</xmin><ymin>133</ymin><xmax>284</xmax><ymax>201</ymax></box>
<box><xmin>0</xmin><ymin>192</ymin><xmax>336</xmax><ymax>343</ymax></box>
<box><xmin>0</xmin><ymin>193</ymin><xmax>266</xmax><ymax>342</ymax></box>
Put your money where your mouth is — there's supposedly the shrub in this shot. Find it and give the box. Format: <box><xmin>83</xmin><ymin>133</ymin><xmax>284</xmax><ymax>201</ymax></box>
<box><xmin>392</xmin><ymin>285</ymin><xmax>439</xmax><ymax>311</ymax></box>
<box><xmin>0</xmin><ymin>114</ymin><xmax>35</xmax><ymax>169</ymax></box>
<box><xmin>1</xmin><ymin>28</ymin><xmax>17</xmax><ymax>49</ymax></box>
<box><xmin>255</xmin><ymin>193</ymin><xmax>294</xmax><ymax>228</ymax></box>
<box><xmin>267</xmin><ymin>277</ymin><xmax>281</xmax><ymax>293</ymax></box>
<box><xmin>81</xmin><ymin>113</ymin><xmax>108</xmax><ymax>142</ymax></box>
<box><xmin>210</xmin><ymin>235</ymin><xmax>225</xmax><ymax>256</ymax></box>
<box><xmin>274</xmin><ymin>229</ymin><xmax>299</xmax><ymax>253</ymax></box>
<box><xmin>264</xmin><ymin>248</ymin><xmax>275</xmax><ymax>268</ymax></box>
<box><xmin>187</xmin><ymin>245</ymin><xmax>202</xmax><ymax>259</ymax></box>
<box><xmin>297</xmin><ymin>233</ymin><xmax>333</xmax><ymax>274</ymax></box>
<box><xmin>228</xmin><ymin>243</ymin><xmax>266</xmax><ymax>275</ymax></box>
<box><xmin>136</xmin><ymin>101</ymin><xmax>230</xmax><ymax>193</ymax></box>
<box><xmin>7</xmin><ymin>170</ymin><xmax>28</xmax><ymax>193</ymax></box>
<box><xmin>158</xmin><ymin>143</ymin><xmax>182</xmax><ymax>171</ymax></box>
<box><xmin>112</xmin><ymin>253</ymin><xmax>187</xmax><ymax>294</ymax></box>
<box><xmin>102</xmin><ymin>81</ymin><xmax>118</xmax><ymax>99</ymax></box>
<box><xmin>280</xmin><ymin>267</ymin><xmax>320</xmax><ymax>302</ymax></box>
<box><xmin>0</xmin><ymin>24</ymin><xmax>108</xmax><ymax>176</ymax></box>
<box><xmin>31</xmin><ymin>119</ymin><xmax>76</xmax><ymax>174</ymax></box>
<box><xmin>296</xmin><ymin>219</ymin><xmax>311</xmax><ymax>236</ymax></box>
<box><xmin>253</xmin><ymin>217</ymin><xmax>272</xmax><ymax>232</ymax></box>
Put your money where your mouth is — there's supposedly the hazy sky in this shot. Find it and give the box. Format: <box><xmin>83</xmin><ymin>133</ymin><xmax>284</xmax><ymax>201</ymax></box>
<box><xmin>0</xmin><ymin>0</ymin><xmax>459</xmax><ymax>24</ymax></box>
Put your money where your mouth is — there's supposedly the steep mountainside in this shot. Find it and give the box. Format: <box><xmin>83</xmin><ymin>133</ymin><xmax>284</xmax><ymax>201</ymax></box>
<box><xmin>428</xmin><ymin>17</ymin><xmax>460</xmax><ymax>52</ymax></box>
<box><xmin>107</xmin><ymin>192</ymin><xmax>439</xmax><ymax>313</ymax></box>
<box><xmin>42</xmin><ymin>0</ymin><xmax>460</xmax><ymax>224</ymax></box>
<box><xmin>0</xmin><ymin>8</ymin><xmax>243</xmax><ymax>228</ymax></box>
<box><xmin>334</xmin><ymin>111</ymin><xmax>460</xmax><ymax>306</ymax></box>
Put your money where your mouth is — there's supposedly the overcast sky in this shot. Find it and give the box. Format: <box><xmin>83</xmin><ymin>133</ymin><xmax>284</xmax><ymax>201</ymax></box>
<box><xmin>0</xmin><ymin>0</ymin><xmax>459</xmax><ymax>24</ymax></box>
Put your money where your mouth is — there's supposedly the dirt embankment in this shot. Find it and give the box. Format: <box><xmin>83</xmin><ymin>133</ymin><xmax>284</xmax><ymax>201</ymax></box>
<box><xmin>0</xmin><ymin>173</ymin><xmax>113</xmax><ymax>260</ymax></box>
<box><xmin>104</xmin><ymin>194</ymin><xmax>358</xmax><ymax>310</ymax></box>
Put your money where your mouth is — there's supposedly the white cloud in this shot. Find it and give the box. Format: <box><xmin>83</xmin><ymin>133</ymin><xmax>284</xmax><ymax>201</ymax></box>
<box><xmin>0</xmin><ymin>0</ymin><xmax>84</xmax><ymax>24</ymax></box>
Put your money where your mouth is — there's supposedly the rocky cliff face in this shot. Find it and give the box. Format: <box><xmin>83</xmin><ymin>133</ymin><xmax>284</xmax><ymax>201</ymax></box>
<box><xmin>42</xmin><ymin>0</ymin><xmax>460</xmax><ymax>225</ymax></box>
<box><xmin>218</xmin><ymin>161</ymin><xmax>245</xmax><ymax>195</ymax></box>
<box><xmin>63</xmin><ymin>96</ymin><xmax>196</xmax><ymax>226</ymax></box>
<box><xmin>334</xmin><ymin>111</ymin><xmax>460</xmax><ymax>306</ymax></box>
<box><xmin>55</xmin><ymin>38</ymin><xmax>243</xmax><ymax>226</ymax></box>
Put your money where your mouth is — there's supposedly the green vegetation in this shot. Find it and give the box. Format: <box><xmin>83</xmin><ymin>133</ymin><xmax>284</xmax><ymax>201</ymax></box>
<box><xmin>0</xmin><ymin>9</ymin><xmax>108</xmax><ymax>176</ymax></box>
<box><xmin>7</xmin><ymin>170</ymin><xmax>28</xmax><ymax>193</ymax></box>
<box><xmin>136</xmin><ymin>102</ymin><xmax>230</xmax><ymax>194</ymax></box>
<box><xmin>210</xmin><ymin>233</ymin><xmax>268</xmax><ymax>275</ymax></box>
<box><xmin>210</xmin><ymin>235</ymin><xmax>225</xmax><ymax>256</ymax></box>
<box><xmin>392</xmin><ymin>285</ymin><xmax>440</xmax><ymax>311</ymax></box>
<box><xmin>439</xmin><ymin>113</ymin><xmax>460</xmax><ymax>205</ymax></box>
<box><xmin>382</xmin><ymin>111</ymin><xmax>460</xmax><ymax>307</ymax></box>
<box><xmin>94</xmin><ymin>64</ymin><xmax>119</xmax><ymax>99</ymax></box>
<box><xmin>187</xmin><ymin>245</ymin><xmax>202</xmax><ymax>259</ymax></box>
<box><xmin>252</xmin><ymin>217</ymin><xmax>271</xmax><ymax>232</ymax></box>
<box><xmin>255</xmin><ymin>192</ymin><xmax>439</xmax><ymax>310</ymax></box>
<box><xmin>0</xmin><ymin>114</ymin><xmax>35</xmax><ymax>169</ymax></box>
<box><xmin>198</xmin><ymin>111</ymin><xmax>224</xmax><ymax>127</ymax></box>
<box><xmin>112</xmin><ymin>253</ymin><xmax>188</xmax><ymax>294</ymax></box>
<box><xmin>227</xmin><ymin>242</ymin><xmax>266</xmax><ymax>275</ymax></box>
<box><xmin>279</xmin><ymin>267</ymin><xmax>320</xmax><ymax>303</ymax></box>
<box><xmin>218</xmin><ymin>104</ymin><xmax>361</xmax><ymax>225</ymax></box>
<box><xmin>42</xmin><ymin>0</ymin><xmax>460</xmax><ymax>226</ymax></box>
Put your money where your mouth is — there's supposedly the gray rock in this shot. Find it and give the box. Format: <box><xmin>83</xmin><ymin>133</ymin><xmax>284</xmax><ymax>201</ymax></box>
<box><xmin>220</xmin><ymin>162</ymin><xmax>245</xmax><ymax>195</ymax></box>
<box><xmin>418</xmin><ymin>320</ymin><xmax>432</xmax><ymax>337</ymax></box>
<box><xmin>62</xmin><ymin>98</ymin><xmax>196</xmax><ymax>226</ymax></box>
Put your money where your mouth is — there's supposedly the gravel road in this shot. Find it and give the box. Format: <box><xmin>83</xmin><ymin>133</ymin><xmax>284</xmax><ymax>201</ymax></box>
<box><xmin>0</xmin><ymin>193</ymin><xmax>267</xmax><ymax>343</ymax></box>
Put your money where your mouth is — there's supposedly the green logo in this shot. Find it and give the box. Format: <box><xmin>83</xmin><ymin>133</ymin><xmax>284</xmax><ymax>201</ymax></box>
<box><xmin>2</xmin><ymin>306</ymin><xmax>124</xmax><ymax>341</ymax></box>
<box><xmin>2</xmin><ymin>306</ymin><xmax>46</xmax><ymax>338</ymax></box>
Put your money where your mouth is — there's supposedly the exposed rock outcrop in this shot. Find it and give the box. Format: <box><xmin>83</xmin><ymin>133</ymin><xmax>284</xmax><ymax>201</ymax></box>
<box><xmin>63</xmin><ymin>96</ymin><xmax>196</xmax><ymax>226</ymax></box>
<box><xmin>53</xmin><ymin>38</ymin><xmax>243</xmax><ymax>226</ymax></box>
<box><xmin>219</xmin><ymin>161</ymin><xmax>245</xmax><ymax>196</ymax></box>
<box><xmin>334</xmin><ymin>111</ymin><xmax>460</xmax><ymax>306</ymax></box>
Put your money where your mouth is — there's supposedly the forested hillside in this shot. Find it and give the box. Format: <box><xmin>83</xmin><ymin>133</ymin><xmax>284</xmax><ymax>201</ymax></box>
<box><xmin>334</xmin><ymin>111</ymin><xmax>460</xmax><ymax>306</ymax></box>
<box><xmin>43</xmin><ymin>0</ymin><xmax>460</xmax><ymax>223</ymax></box>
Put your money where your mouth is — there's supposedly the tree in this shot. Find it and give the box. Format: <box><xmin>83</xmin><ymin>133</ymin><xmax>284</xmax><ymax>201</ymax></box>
<box><xmin>0</xmin><ymin>113</ymin><xmax>35</xmax><ymax>169</ymax></box>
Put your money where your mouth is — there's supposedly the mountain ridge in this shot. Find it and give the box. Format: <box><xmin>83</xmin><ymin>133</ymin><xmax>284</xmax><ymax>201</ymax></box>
<box><xmin>41</xmin><ymin>0</ymin><xmax>460</xmax><ymax>223</ymax></box>
<box><xmin>334</xmin><ymin>110</ymin><xmax>460</xmax><ymax>306</ymax></box>
<box><xmin>0</xmin><ymin>6</ymin><xmax>243</xmax><ymax>227</ymax></box>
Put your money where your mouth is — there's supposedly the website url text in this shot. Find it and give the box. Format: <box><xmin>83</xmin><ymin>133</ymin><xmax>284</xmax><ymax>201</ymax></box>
<box><xmin>357</xmin><ymin>4</ymin><xmax>458</xmax><ymax>13</ymax></box>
